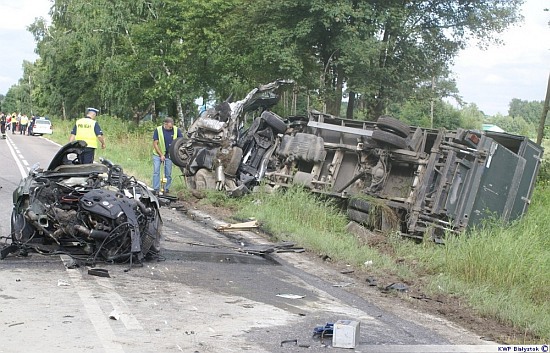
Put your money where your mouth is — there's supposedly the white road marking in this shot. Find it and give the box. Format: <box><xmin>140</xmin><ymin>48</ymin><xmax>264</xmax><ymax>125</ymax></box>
<box><xmin>94</xmin><ymin>277</ymin><xmax>145</xmax><ymax>331</ymax></box>
<box><xmin>5</xmin><ymin>135</ymin><xmax>28</xmax><ymax>178</ymax></box>
<box><xmin>61</xmin><ymin>257</ymin><xmax>126</xmax><ymax>353</ymax></box>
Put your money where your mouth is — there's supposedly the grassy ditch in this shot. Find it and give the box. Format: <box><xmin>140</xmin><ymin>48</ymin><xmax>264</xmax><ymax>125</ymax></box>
<box><xmin>45</xmin><ymin>116</ymin><xmax>550</xmax><ymax>342</ymax></box>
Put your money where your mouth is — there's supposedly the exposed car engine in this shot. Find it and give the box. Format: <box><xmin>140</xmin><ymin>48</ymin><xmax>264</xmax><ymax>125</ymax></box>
<box><xmin>2</xmin><ymin>141</ymin><xmax>162</xmax><ymax>266</ymax></box>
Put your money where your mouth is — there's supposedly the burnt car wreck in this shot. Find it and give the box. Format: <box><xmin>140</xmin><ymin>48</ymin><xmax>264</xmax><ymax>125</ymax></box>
<box><xmin>2</xmin><ymin>141</ymin><xmax>162</xmax><ymax>264</ymax></box>
<box><xmin>170</xmin><ymin>80</ymin><xmax>543</xmax><ymax>241</ymax></box>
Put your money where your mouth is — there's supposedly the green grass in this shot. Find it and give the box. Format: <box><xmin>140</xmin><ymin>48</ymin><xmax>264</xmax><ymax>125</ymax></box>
<box><xmin>233</xmin><ymin>185</ymin><xmax>406</xmax><ymax>276</ymax></box>
<box><xmin>46</xmin><ymin>116</ymin><xmax>550</xmax><ymax>341</ymax></box>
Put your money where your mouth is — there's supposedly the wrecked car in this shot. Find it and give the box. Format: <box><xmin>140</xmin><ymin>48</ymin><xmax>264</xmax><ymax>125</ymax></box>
<box><xmin>2</xmin><ymin>140</ymin><xmax>162</xmax><ymax>264</ymax></box>
<box><xmin>170</xmin><ymin>81</ymin><xmax>543</xmax><ymax>241</ymax></box>
<box><xmin>169</xmin><ymin>79</ymin><xmax>292</xmax><ymax>195</ymax></box>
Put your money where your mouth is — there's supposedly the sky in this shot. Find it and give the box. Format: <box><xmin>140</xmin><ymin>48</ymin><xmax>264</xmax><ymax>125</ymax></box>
<box><xmin>0</xmin><ymin>0</ymin><xmax>548</xmax><ymax>116</ymax></box>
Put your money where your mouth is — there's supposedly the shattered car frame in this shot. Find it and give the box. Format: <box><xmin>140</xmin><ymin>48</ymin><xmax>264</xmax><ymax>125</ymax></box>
<box><xmin>170</xmin><ymin>81</ymin><xmax>543</xmax><ymax>241</ymax></box>
<box><xmin>2</xmin><ymin>141</ymin><xmax>162</xmax><ymax>264</ymax></box>
<box><xmin>169</xmin><ymin>79</ymin><xmax>293</xmax><ymax>194</ymax></box>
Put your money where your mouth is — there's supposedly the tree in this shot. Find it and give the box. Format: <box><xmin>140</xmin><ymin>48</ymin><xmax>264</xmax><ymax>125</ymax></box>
<box><xmin>508</xmin><ymin>98</ymin><xmax>544</xmax><ymax>125</ymax></box>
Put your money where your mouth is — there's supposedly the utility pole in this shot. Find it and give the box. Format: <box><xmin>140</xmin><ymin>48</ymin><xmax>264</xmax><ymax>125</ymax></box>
<box><xmin>536</xmin><ymin>73</ymin><xmax>550</xmax><ymax>144</ymax></box>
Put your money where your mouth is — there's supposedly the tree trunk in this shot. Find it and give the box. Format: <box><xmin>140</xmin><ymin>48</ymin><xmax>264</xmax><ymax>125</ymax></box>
<box><xmin>346</xmin><ymin>91</ymin><xmax>356</xmax><ymax>120</ymax></box>
<box><xmin>175</xmin><ymin>93</ymin><xmax>185</xmax><ymax>130</ymax></box>
<box><xmin>326</xmin><ymin>67</ymin><xmax>344</xmax><ymax>116</ymax></box>
<box><xmin>62</xmin><ymin>100</ymin><xmax>67</xmax><ymax>120</ymax></box>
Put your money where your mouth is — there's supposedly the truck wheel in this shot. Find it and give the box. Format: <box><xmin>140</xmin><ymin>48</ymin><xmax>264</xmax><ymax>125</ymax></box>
<box><xmin>224</xmin><ymin>146</ymin><xmax>243</xmax><ymax>176</ymax></box>
<box><xmin>347</xmin><ymin>208</ymin><xmax>370</xmax><ymax>225</ymax></box>
<box><xmin>261</xmin><ymin>111</ymin><xmax>288</xmax><ymax>134</ymax></box>
<box><xmin>169</xmin><ymin>137</ymin><xmax>190</xmax><ymax>167</ymax></box>
<box><xmin>376</xmin><ymin>116</ymin><xmax>410</xmax><ymax>138</ymax></box>
<box><xmin>371</xmin><ymin>130</ymin><xmax>408</xmax><ymax>149</ymax></box>
<box><xmin>348</xmin><ymin>198</ymin><xmax>371</xmax><ymax>213</ymax></box>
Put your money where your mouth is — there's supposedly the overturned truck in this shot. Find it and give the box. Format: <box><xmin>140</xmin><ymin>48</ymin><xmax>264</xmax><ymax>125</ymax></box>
<box><xmin>170</xmin><ymin>81</ymin><xmax>543</xmax><ymax>241</ymax></box>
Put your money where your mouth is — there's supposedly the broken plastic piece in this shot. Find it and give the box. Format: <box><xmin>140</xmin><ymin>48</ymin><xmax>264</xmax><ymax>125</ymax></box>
<box><xmin>385</xmin><ymin>282</ymin><xmax>409</xmax><ymax>292</ymax></box>
<box><xmin>88</xmin><ymin>268</ymin><xmax>110</xmax><ymax>278</ymax></box>
<box><xmin>366</xmin><ymin>276</ymin><xmax>378</xmax><ymax>286</ymax></box>
<box><xmin>280</xmin><ymin>339</ymin><xmax>297</xmax><ymax>347</ymax></box>
<box><xmin>109</xmin><ymin>310</ymin><xmax>120</xmax><ymax>320</ymax></box>
<box><xmin>313</xmin><ymin>323</ymin><xmax>334</xmax><ymax>337</ymax></box>
<box><xmin>57</xmin><ymin>279</ymin><xmax>70</xmax><ymax>287</ymax></box>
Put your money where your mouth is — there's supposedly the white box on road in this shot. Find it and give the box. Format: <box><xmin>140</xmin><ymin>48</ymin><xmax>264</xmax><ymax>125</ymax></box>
<box><xmin>332</xmin><ymin>319</ymin><xmax>360</xmax><ymax>348</ymax></box>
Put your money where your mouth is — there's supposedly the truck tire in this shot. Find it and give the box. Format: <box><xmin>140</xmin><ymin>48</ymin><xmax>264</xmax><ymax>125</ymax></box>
<box><xmin>377</xmin><ymin>116</ymin><xmax>410</xmax><ymax>138</ymax></box>
<box><xmin>348</xmin><ymin>198</ymin><xmax>371</xmax><ymax>213</ymax></box>
<box><xmin>371</xmin><ymin>130</ymin><xmax>408</xmax><ymax>149</ymax></box>
<box><xmin>261</xmin><ymin>111</ymin><xmax>288</xmax><ymax>134</ymax></box>
<box><xmin>347</xmin><ymin>208</ymin><xmax>370</xmax><ymax>225</ymax></box>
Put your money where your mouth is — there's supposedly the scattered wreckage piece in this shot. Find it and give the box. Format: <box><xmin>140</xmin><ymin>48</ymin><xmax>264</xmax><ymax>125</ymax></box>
<box><xmin>170</xmin><ymin>80</ymin><xmax>543</xmax><ymax>242</ymax></box>
<box><xmin>2</xmin><ymin>141</ymin><xmax>162</xmax><ymax>265</ymax></box>
<box><xmin>215</xmin><ymin>220</ymin><xmax>259</xmax><ymax>231</ymax></box>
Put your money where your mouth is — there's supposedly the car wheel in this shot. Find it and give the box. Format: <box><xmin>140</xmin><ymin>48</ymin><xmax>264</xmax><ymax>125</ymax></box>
<box><xmin>224</xmin><ymin>146</ymin><xmax>243</xmax><ymax>176</ymax></box>
<box><xmin>11</xmin><ymin>210</ymin><xmax>34</xmax><ymax>243</ymax></box>
<box><xmin>169</xmin><ymin>137</ymin><xmax>190</xmax><ymax>167</ymax></box>
<box><xmin>376</xmin><ymin>116</ymin><xmax>410</xmax><ymax>138</ymax></box>
<box><xmin>261</xmin><ymin>111</ymin><xmax>288</xmax><ymax>134</ymax></box>
<box><xmin>371</xmin><ymin>130</ymin><xmax>408</xmax><ymax>149</ymax></box>
<box><xmin>193</xmin><ymin>168</ymin><xmax>217</xmax><ymax>190</ymax></box>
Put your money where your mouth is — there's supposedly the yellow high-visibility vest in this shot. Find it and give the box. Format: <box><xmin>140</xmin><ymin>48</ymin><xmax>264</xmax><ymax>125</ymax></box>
<box><xmin>153</xmin><ymin>126</ymin><xmax>179</xmax><ymax>156</ymax></box>
<box><xmin>75</xmin><ymin>117</ymin><xmax>98</xmax><ymax>148</ymax></box>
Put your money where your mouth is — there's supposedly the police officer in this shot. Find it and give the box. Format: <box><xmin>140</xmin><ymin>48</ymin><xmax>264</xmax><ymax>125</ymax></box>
<box><xmin>69</xmin><ymin>107</ymin><xmax>106</xmax><ymax>164</ymax></box>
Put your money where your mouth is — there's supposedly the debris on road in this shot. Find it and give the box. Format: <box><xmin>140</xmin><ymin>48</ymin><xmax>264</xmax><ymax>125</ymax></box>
<box><xmin>384</xmin><ymin>282</ymin><xmax>409</xmax><ymax>292</ymax></box>
<box><xmin>109</xmin><ymin>309</ymin><xmax>120</xmax><ymax>320</ymax></box>
<box><xmin>312</xmin><ymin>323</ymin><xmax>334</xmax><ymax>338</ymax></box>
<box><xmin>57</xmin><ymin>279</ymin><xmax>70</xmax><ymax>287</ymax></box>
<box><xmin>276</xmin><ymin>294</ymin><xmax>306</xmax><ymax>299</ymax></box>
<box><xmin>366</xmin><ymin>276</ymin><xmax>378</xmax><ymax>286</ymax></box>
<box><xmin>215</xmin><ymin>220</ymin><xmax>259</xmax><ymax>231</ymax></box>
<box><xmin>88</xmin><ymin>268</ymin><xmax>110</xmax><ymax>278</ymax></box>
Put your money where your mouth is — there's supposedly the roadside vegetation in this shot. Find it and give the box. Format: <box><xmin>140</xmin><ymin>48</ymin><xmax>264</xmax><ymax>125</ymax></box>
<box><xmin>46</xmin><ymin>117</ymin><xmax>550</xmax><ymax>342</ymax></box>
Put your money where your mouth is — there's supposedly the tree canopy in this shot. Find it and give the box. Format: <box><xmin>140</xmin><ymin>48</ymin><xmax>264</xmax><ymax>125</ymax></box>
<box><xmin>2</xmin><ymin>0</ymin><xmax>525</xmax><ymax>126</ymax></box>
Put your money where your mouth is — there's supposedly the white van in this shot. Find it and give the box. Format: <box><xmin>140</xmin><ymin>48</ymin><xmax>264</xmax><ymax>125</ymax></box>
<box><xmin>31</xmin><ymin>118</ymin><xmax>53</xmax><ymax>135</ymax></box>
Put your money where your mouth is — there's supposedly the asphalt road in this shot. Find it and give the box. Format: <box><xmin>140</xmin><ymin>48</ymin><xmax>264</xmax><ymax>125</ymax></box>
<box><xmin>0</xmin><ymin>134</ymin><xmax>495</xmax><ymax>353</ymax></box>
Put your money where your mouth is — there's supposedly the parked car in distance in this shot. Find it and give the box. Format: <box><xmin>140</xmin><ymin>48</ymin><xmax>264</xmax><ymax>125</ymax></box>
<box><xmin>31</xmin><ymin>117</ymin><xmax>53</xmax><ymax>135</ymax></box>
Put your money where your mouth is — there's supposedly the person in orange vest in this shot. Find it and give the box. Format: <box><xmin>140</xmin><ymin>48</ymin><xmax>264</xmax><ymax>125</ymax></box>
<box><xmin>152</xmin><ymin>117</ymin><xmax>183</xmax><ymax>195</ymax></box>
<box><xmin>69</xmin><ymin>107</ymin><xmax>106</xmax><ymax>163</ymax></box>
